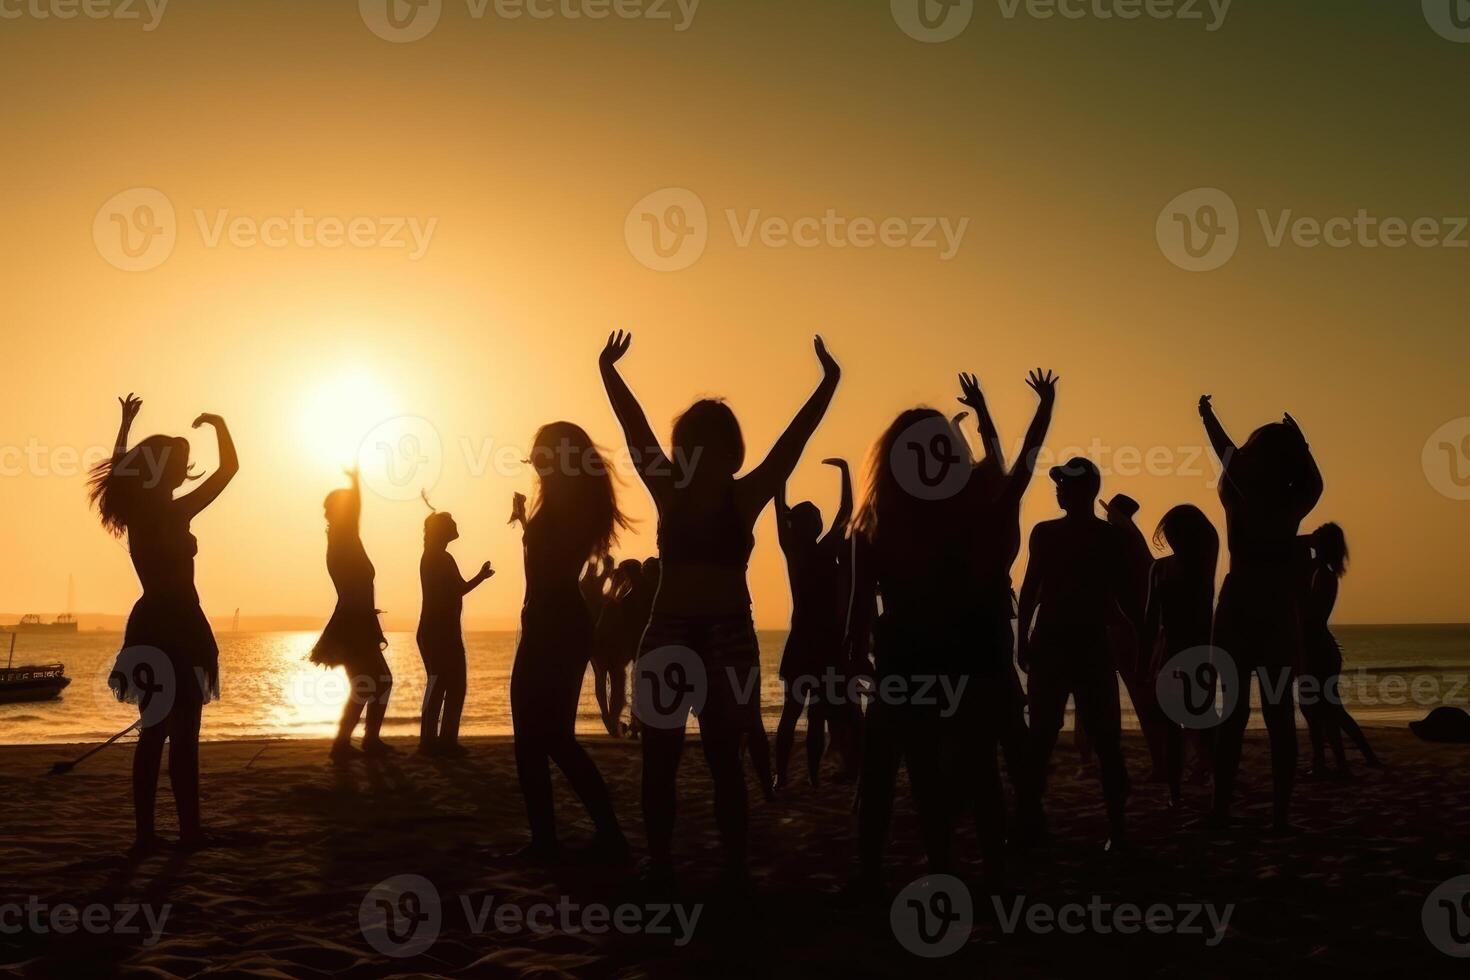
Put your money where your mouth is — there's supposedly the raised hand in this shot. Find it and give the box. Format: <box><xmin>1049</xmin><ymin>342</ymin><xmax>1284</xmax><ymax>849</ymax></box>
<box><xmin>509</xmin><ymin>491</ymin><xmax>528</xmax><ymax>525</ymax></box>
<box><xmin>956</xmin><ymin>372</ymin><xmax>986</xmax><ymax>412</ymax></box>
<box><xmin>479</xmin><ymin>561</ymin><xmax>495</xmax><ymax>579</ymax></box>
<box><xmin>1025</xmin><ymin>368</ymin><xmax>1059</xmax><ymax>405</ymax></box>
<box><xmin>1199</xmin><ymin>394</ymin><xmax>1214</xmax><ymax>417</ymax></box>
<box><xmin>118</xmin><ymin>393</ymin><xmax>142</xmax><ymax>425</ymax></box>
<box><xmin>821</xmin><ymin>457</ymin><xmax>848</xmax><ymax>471</ymax></box>
<box><xmin>191</xmin><ymin>413</ymin><xmax>224</xmax><ymax>429</ymax></box>
<box><xmin>600</xmin><ymin>330</ymin><xmax>632</xmax><ymax>368</ymax></box>
<box><xmin>814</xmin><ymin>335</ymin><xmax>840</xmax><ymax>380</ymax></box>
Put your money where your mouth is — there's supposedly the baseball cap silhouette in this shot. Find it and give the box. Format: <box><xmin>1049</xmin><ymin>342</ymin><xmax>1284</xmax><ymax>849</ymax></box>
<box><xmin>1049</xmin><ymin>457</ymin><xmax>1101</xmax><ymax>495</ymax></box>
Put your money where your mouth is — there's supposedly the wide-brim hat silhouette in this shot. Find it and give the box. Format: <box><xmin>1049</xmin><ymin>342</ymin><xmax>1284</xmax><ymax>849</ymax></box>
<box><xmin>1099</xmin><ymin>494</ymin><xmax>1140</xmax><ymax>519</ymax></box>
<box><xmin>1409</xmin><ymin>706</ymin><xmax>1470</xmax><ymax>744</ymax></box>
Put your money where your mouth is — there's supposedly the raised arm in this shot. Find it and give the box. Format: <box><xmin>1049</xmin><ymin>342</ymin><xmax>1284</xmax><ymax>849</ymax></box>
<box><xmin>775</xmin><ymin>481</ymin><xmax>796</xmax><ymax>555</ymax></box>
<box><xmin>957</xmin><ymin>372</ymin><xmax>1005</xmax><ymax>470</ymax></box>
<box><xmin>739</xmin><ymin>336</ymin><xmax>841</xmax><ymax>511</ymax></box>
<box><xmin>1199</xmin><ymin>395</ymin><xmax>1236</xmax><ymax>465</ymax></box>
<box><xmin>598</xmin><ymin>330</ymin><xmax>673</xmax><ymax>499</ymax></box>
<box><xmin>110</xmin><ymin>393</ymin><xmax>142</xmax><ymax>468</ymax></box>
<box><xmin>1003</xmin><ymin>369</ymin><xmax>1058</xmax><ymax>508</ymax></box>
<box><xmin>176</xmin><ymin>413</ymin><xmax>239</xmax><ymax>519</ymax></box>
<box><xmin>819</xmin><ymin>457</ymin><xmax>852</xmax><ymax>548</ymax></box>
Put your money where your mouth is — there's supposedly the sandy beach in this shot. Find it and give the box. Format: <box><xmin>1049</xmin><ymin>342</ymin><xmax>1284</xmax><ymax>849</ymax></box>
<box><xmin>2</xmin><ymin>728</ymin><xmax>1466</xmax><ymax>978</ymax></box>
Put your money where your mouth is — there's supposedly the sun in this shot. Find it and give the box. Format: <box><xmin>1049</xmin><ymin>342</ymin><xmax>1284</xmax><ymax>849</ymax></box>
<box><xmin>296</xmin><ymin>368</ymin><xmax>400</xmax><ymax>469</ymax></box>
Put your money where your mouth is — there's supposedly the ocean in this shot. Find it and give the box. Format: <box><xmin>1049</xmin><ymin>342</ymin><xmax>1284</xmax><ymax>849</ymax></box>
<box><xmin>2</xmin><ymin>626</ymin><xmax>1468</xmax><ymax>745</ymax></box>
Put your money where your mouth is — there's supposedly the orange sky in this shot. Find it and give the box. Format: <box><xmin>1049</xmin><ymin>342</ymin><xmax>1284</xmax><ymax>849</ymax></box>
<box><xmin>1</xmin><ymin>1</ymin><xmax>1467</xmax><ymax>628</ymax></box>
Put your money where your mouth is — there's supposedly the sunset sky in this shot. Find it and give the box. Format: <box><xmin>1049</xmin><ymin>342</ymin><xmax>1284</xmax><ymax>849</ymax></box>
<box><xmin>1</xmin><ymin>1</ymin><xmax>1467</xmax><ymax>628</ymax></box>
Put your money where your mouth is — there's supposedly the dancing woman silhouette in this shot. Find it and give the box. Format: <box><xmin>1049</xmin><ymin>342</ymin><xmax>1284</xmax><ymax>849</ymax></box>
<box><xmin>773</xmin><ymin>457</ymin><xmax>852</xmax><ymax>790</ymax></box>
<box><xmin>508</xmin><ymin>422</ymin><xmax>631</xmax><ymax>861</ymax></box>
<box><xmin>1300</xmin><ymin>522</ymin><xmax>1379</xmax><ymax>775</ymax></box>
<box><xmin>311</xmin><ymin>470</ymin><xmax>394</xmax><ymax>760</ymax></box>
<box><xmin>1200</xmin><ymin>396</ymin><xmax>1322</xmax><ymax>832</ymax></box>
<box><xmin>599</xmin><ymin>329</ymin><xmax>840</xmax><ymax>886</ymax></box>
<box><xmin>416</xmin><ymin>499</ymin><xmax>493</xmax><ymax>757</ymax></box>
<box><xmin>1141</xmin><ymin>504</ymin><xmax>1219</xmax><ymax>805</ymax></box>
<box><xmin>88</xmin><ymin>394</ymin><xmax>238</xmax><ymax>854</ymax></box>
<box><xmin>954</xmin><ymin>369</ymin><xmax>1056</xmax><ymax>847</ymax></box>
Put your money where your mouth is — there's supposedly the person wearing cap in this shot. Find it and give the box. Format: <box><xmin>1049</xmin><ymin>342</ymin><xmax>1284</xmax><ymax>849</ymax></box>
<box><xmin>1016</xmin><ymin>456</ymin><xmax>1142</xmax><ymax>849</ymax></box>
<box><xmin>416</xmin><ymin>505</ymin><xmax>494</xmax><ymax>757</ymax></box>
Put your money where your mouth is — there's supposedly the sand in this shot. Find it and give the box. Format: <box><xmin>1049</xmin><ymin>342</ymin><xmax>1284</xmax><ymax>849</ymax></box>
<box><xmin>1</xmin><ymin>729</ymin><xmax>1466</xmax><ymax>978</ymax></box>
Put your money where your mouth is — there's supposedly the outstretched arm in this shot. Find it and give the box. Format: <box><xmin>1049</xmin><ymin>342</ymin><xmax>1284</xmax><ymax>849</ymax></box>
<box><xmin>177</xmin><ymin>414</ymin><xmax>239</xmax><ymax>519</ymax></box>
<box><xmin>462</xmin><ymin>560</ymin><xmax>495</xmax><ymax>595</ymax></box>
<box><xmin>1003</xmin><ymin>369</ymin><xmax>1058</xmax><ymax>508</ymax></box>
<box><xmin>819</xmin><ymin>457</ymin><xmax>852</xmax><ymax>548</ymax></box>
<box><xmin>599</xmin><ymin>330</ymin><xmax>673</xmax><ymax>499</ymax></box>
<box><xmin>957</xmin><ymin>373</ymin><xmax>1005</xmax><ymax>470</ymax></box>
<box><xmin>739</xmin><ymin>336</ymin><xmax>841</xmax><ymax>512</ymax></box>
<box><xmin>1199</xmin><ymin>395</ymin><xmax>1236</xmax><ymax>465</ymax></box>
<box><xmin>110</xmin><ymin>393</ymin><xmax>142</xmax><ymax>469</ymax></box>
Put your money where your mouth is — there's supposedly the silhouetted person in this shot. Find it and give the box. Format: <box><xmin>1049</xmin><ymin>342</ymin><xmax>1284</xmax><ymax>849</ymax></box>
<box><xmin>773</xmin><ymin>457</ymin><xmax>852</xmax><ymax>790</ymax></box>
<box><xmin>600</xmin><ymin>329</ymin><xmax>840</xmax><ymax>888</ymax></box>
<box><xmin>622</xmin><ymin>557</ymin><xmax>661</xmax><ymax>740</ymax></box>
<box><xmin>311</xmin><ymin>469</ymin><xmax>393</xmax><ymax>760</ymax></box>
<box><xmin>592</xmin><ymin>558</ymin><xmax>641</xmax><ymax>736</ymax></box>
<box><xmin>1017</xmin><ymin>457</ymin><xmax>1139</xmax><ymax>850</ymax></box>
<box><xmin>89</xmin><ymin>394</ymin><xmax>238</xmax><ymax>854</ymax></box>
<box><xmin>849</xmin><ymin>407</ymin><xmax>998</xmax><ymax>888</ymax></box>
<box><xmin>1300</xmin><ymin>522</ymin><xmax>1379</xmax><ymax>775</ymax></box>
<box><xmin>1141</xmin><ymin>504</ymin><xmax>1219</xmax><ymax>805</ymax></box>
<box><xmin>1101</xmin><ymin>493</ymin><xmax>1164</xmax><ymax>778</ymax></box>
<box><xmin>416</xmin><ymin>500</ymin><xmax>493</xmax><ymax>757</ymax></box>
<box><xmin>1201</xmin><ymin>396</ymin><xmax>1321</xmax><ymax>832</ymax></box>
<box><xmin>508</xmin><ymin>422</ymin><xmax>631</xmax><ymax>862</ymax></box>
<box><xmin>955</xmin><ymin>369</ymin><xmax>1056</xmax><ymax>850</ymax></box>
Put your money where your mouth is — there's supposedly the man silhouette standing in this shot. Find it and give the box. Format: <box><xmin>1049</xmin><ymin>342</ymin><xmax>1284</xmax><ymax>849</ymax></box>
<box><xmin>1017</xmin><ymin>458</ymin><xmax>1141</xmax><ymax>849</ymax></box>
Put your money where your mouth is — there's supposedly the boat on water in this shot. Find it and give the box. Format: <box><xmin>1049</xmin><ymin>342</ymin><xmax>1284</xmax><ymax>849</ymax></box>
<box><xmin>4</xmin><ymin>613</ymin><xmax>78</xmax><ymax>633</ymax></box>
<box><xmin>0</xmin><ymin>633</ymin><xmax>72</xmax><ymax>703</ymax></box>
<box><xmin>0</xmin><ymin>662</ymin><xmax>71</xmax><ymax>703</ymax></box>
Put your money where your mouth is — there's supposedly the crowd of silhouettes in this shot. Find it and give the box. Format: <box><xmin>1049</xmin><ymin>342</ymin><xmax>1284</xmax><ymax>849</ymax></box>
<box><xmin>89</xmin><ymin>335</ymin><xmax>1380</xmax><ymax>892</ymax></box>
